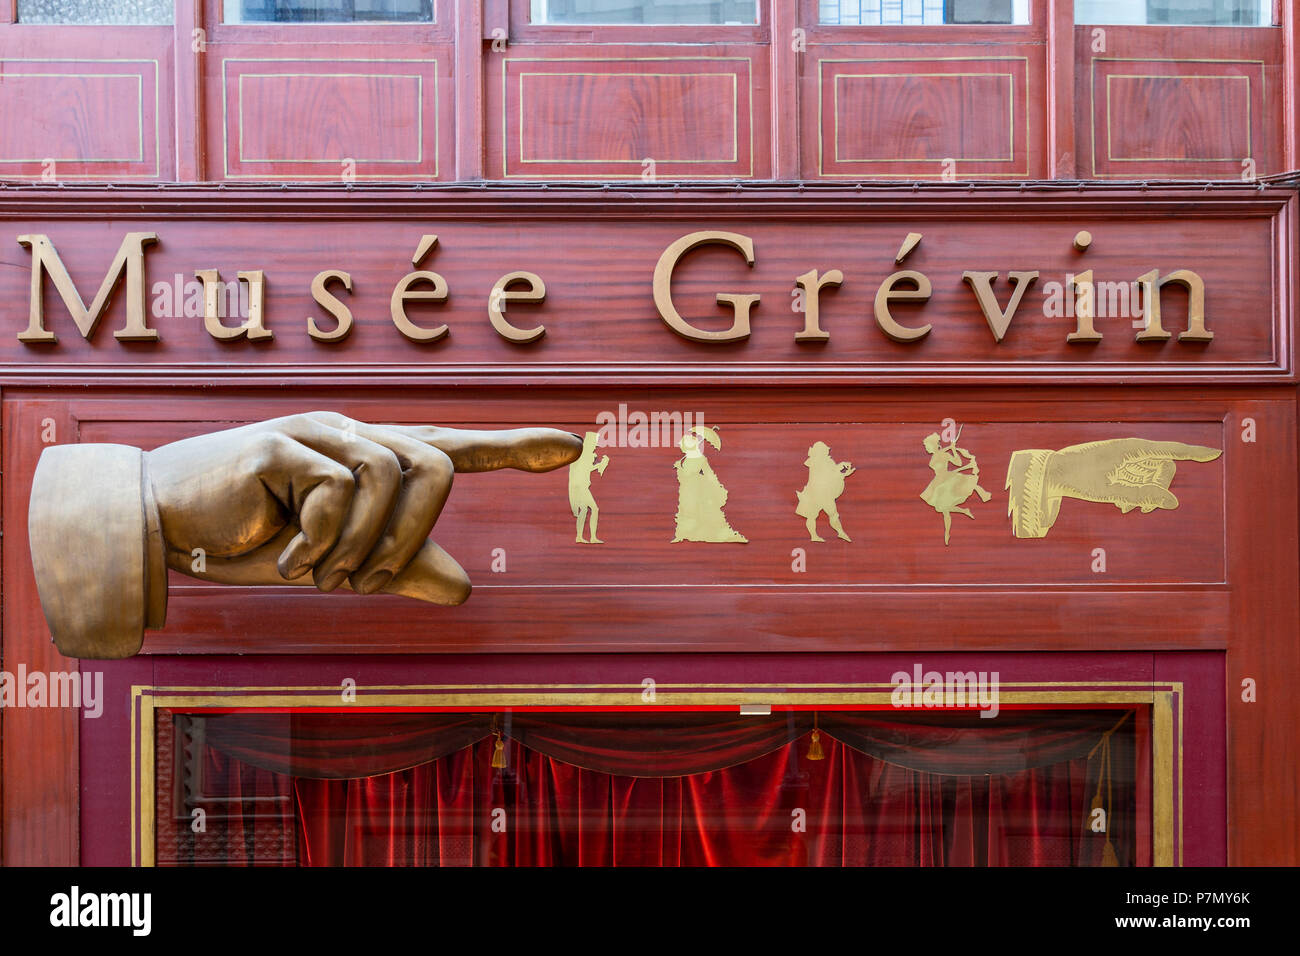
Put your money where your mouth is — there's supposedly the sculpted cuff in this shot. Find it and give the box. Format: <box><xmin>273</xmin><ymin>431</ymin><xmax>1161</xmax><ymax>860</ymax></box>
<box><xmin>29</xmin><ymin>444</ymin><xmax>168</xmax><ymax>659</ymax></box>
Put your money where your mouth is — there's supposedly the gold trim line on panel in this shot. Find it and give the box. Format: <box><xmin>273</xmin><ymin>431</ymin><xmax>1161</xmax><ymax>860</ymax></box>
<box><xmin>518</xmin><ymin>72</ymin><xmax>738</xmax><ymax>165</ymax></box>
<box><xmin>0</xmin><ymin>73</ymin><xmax>144</xmax><ymax>163</ymax></box>
<box><xmin>501</xmin><ymin>56</ymin><xmax>753</xmax><ymax>178</ymax></box>
<box><xmin>817</xmin><ymin>57</ymin><xmax>1029</xmax><ymax>178</ymax></box>
<box><xmin>0</xmin><ymin>58</ymin><xmax>158</xmax><ymax>174</ymax></box>
<box><xmin>1105</xmin><ymin>74</ymin><xmax>1252</xmax><ymax>163</ymax></box>
<box><xmin>222</xmin><ymin>57</ymin><xmax>439</xmax><ymax>180</ymax></box>
<box><xmin>832</xmin><ymin>73</ymin><xmax>1015</xmax><ymax>164</ymax></box>
<box><xmin>237</xmin><ymin>73</ymin><xmax>425</xmax><ymax>165</ymax></box>
<box><xmin>1090</xmin><ymin>57</ymin><xmax>1265</xmax><ymax>176</ymax></box>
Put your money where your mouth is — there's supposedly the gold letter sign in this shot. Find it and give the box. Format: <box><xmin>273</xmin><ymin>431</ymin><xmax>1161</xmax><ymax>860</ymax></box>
<box><xmin>654</xmin><ymin>231</ymin><xmax>759</xmax><ymax>343</ymax></box>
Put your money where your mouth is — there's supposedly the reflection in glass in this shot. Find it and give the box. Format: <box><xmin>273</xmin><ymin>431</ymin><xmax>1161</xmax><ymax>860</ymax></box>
<box><xmin>530</xmin><ymin>0</ymin><xmax>757</xmax><ymax>24</ymax></box>
<box><xmin>1075</xmin><ymin>1</ymin><xmax>1269</xmax><ymax>24</ymax></box>
<box><xmin>17</xmin><ymin>0</ymin><xmax>173</xmax><ymax>23</ymax></box>
<box><xmin>158</xmin><ymin>709</ymin><xmax>1141</xmax><ymax>867</ymax></box>
<box><xmin>225</xmin><ymin>0</ymin><xmax>433</xmax><ymax>23</ymax></box>
<box><xmin>819</xmin><ymin>0</ymin><xmax>1029</xmax><ymax>24</ymax></box>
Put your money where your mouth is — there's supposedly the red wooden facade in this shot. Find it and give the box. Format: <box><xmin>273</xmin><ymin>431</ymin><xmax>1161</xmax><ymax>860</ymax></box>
<box><xmin>0</xmin><ymin>1</ymin><xmax>1295</xmax><ymax>184</ymax></box>
<box><xmin>1</xmin><ymin>0</ymin><xmax>1298</xmax><ymax>868</ymax></box>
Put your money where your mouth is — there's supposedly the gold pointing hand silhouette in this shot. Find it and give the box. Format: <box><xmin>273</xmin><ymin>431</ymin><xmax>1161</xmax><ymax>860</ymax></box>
<box><xmin>1006</xmin><ymin>438</ymin><xmax>1222</xmax><ymax>538</ymax></box>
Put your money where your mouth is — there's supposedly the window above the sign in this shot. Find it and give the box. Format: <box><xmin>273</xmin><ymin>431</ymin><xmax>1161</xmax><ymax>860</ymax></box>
<box><xmin>223</xmin><ymin>0</ymin><xmax>434</xmax><ymax>23</ymax></box>
<box><xmin>1075</xmin><ymin>0</ymin><xmax>1272</xmax><ymax>25</ymax></box>
<box><xmin>529</xmin><ymin>0</ymin><xmax>758</xmax><ymax>24</ymax></box>
<box><xmin>818</xmin><ymin>0</ymin><xmax>1030</xmax><ymax>24</ymax></box>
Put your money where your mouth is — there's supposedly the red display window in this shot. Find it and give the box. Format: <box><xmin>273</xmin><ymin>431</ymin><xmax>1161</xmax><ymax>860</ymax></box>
<box><xmin>153</xmin><ymin>706</ymin><xmax>1149</xmax><ymax>867</ymax></box>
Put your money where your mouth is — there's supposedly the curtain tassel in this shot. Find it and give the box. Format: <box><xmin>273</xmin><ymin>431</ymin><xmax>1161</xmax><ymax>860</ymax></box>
<box><xmin>1088</xmin><ymin>793</ymin><xmax>1118</xmax><ymax>865</ymax></box>
<box><xmin>807</xmin><ymin>730</ymin><xmax>825</xmax><ymax>761</ymax></box>
<box><xmin>491</xmin><ymin>731</ymin><xmax>508</xmax><ymax>770</ymax></box>
<box><xmin>807</xmin><ymin>714</ymin><xmax>825</xmax><ymax>761</ymax></box>
<box><xmin>1087</xmin><ymin>726</ymin><xmax>1121</xmax><ymax>866</ymax></box>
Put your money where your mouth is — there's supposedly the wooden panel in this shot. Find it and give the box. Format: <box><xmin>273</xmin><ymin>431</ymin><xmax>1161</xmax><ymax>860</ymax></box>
<box><xmin>1225</xmin><ymin>397</ymin><xmax>1300</xmax><ymax>865</ymax></box>
<box><xmin>1077</xmin><ymin>26</ymin><xmax>1284</xmax><ymax>179</ymax></box>
<box><xmin>1047</xmin><ymin>0</ymin><xmax>1076</xmax><ymax>178</ymax></box>
<box><xmin>769</xmin><ymin>0</ymin><xmax>799</xmax><ymax>178</ymax></box>
<box><xmin>84</xmin><ymin>411</ymin><xmax>1228</xmax><ymax>587</ymax></box>
<box><xmin>174</xmin><ymin>1</ymin><xmax>205</xmax><ymax>181</ymax></box>
<box><xmin>0</xmin><ymin>45</ymin><xmax>170</xmax><ymax>180</ymax></box>
<box><xmin>489</xmin><ymin>47</ymin><xmax>766</xmax><ymax>179</ymax></box>
<box><xmin>211</xmin><ymin>50</ymin><xmax>447</xmax><ymax>180</ymax></box>
<box><xmin>816</xmin><ymin>56</ymin><xmax>1031</xmax><ymax>178</ymax></box>
<box><xmin>456</xmin><ymin>0</ymin><xmax>484</xmax><ymax>180</ymax></box>
<box><xmin>835</xmin><ymin>72</ymin><xmax>1014</xmax><ymax>162</ymax></box>
<box><xmin>799</xmin><ymin>25</ymin><xmax>1048</xmax><ymax>181</ymax></box>
<box><xmin>1092</xmin><ymin>60</ymin><xmax>1262</xmax><ymax>174</ymax></box>
<box><xmin>521</xmin><ymin>72</ymin><xmax>739</xmax><ymax>163</ymax></box>
<box><xmin>1155</xmin><ymin>652</ymin><xmax>1227</xmax><ymax>866</ymax></box>
<box><xmin>1</xmin><ymin>401</ymin><xmax>79</xmax><ymax>865</ymax></box>
<box><xmin>1284</xmin><ymin>0</ymin><xmax>1300</xmax><ymax>170</ymax></box>
<box><xmin>1</xmin><ymin>387</ymin><xmax>1256</xmax><ymax>656</ymax></box>
<box><xmin>1</xmin><ymin>71</ymin><xmax>145</xmax><ymax>161</ymax></box>
<box><xmin>239</xmin><ymin>73</ymin><xmax>424</xmax><ymax>163</ymax></box>
<box><xmin>1107</xmin><ymin>74</ymin><xmax>1252</xmax><ymax>161</ymax></box>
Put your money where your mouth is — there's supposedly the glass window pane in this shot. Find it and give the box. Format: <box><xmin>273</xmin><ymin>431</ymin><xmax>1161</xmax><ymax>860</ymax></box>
<box><xmin>159</xmin><ymin>709</ymin><xmax>1143</xmax><ymax>867</ymax></box>
<box><xmin>225</xmin><ymin>0</ymin><xmax>434</xmax><ymax>23</ymax></box>
<box><xmin>17</xmin><ymin>0</ymin><xmax>173</xmax><ymax>23</ymax></box>
<box><xmin>1075</xmin><ymin>1</ymin><xmax>1270</xmax><ymax>25</ymax></box>
<box><xmin>530</xmin><ymin>1</ymin><xmax>758</xmax><ymax>25</ymax></box>
<box><xmin>819</xmin><ymin>1</ymin><xmax>1028</xmax><ymax>24</ymax></box>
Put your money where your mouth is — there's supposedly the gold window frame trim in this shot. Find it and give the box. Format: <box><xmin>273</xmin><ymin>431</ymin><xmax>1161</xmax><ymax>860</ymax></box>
<box><xmin>132</xmin><ymin>680</ymin><xmax>1182</xmax><ymax>868</ymax></box>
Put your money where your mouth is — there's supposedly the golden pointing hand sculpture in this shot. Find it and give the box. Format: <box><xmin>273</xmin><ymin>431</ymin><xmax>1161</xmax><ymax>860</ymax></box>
<box><xmin>1005</xmin><ymin>437</ymin><xmax>1222</xmax><ymax>539</ymax></box>
<box><xmin>28</xmin><ymin>411</ymin><xmax>582</xmax><ymax>659</ymax></box>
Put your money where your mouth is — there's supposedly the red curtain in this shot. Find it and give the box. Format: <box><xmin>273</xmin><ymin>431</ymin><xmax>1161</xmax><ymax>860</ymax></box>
<box><xmin>293</xmin><ymin>746</ymin><xmax>480</xmax><ymax>866</ymax></box>
<box><xmin>171</xmin><ymin>711</ymin><xmax>1134</xmax><ymax>867</ymax></box>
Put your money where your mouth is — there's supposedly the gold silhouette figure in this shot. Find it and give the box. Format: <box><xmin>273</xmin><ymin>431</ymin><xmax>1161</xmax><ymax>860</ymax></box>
<box><xmin>569</xmin><ymin>431</ymin><xmax>610</xmax><ymax>544</ymax></box>
<box><xmin>1006</xmin><ymin>437</ymin><xmax>1222</xmax><ymax>538</ymax></box>
<box><xmin>795</xmin><ymin>441</ymin><xmax>855</xmax><ymax>541</ymax></box>
<box><xmin>920</xmin><ymin>428</ymin><xmax>992</xmax><ymax>545</ymax></box>
<box><xmin>672</xmin><ymin>426</ymin><xmax>746</xmax><ymax>543</ymax></box>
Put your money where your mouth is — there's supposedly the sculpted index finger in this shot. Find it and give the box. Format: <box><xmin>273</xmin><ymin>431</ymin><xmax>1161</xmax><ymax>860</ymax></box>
<box><xmin>387</xmin><ymin>425</ymin><xmax>583</xmax><ymax>473</ymax></box>
<box><xmin>1128</xmin><ymin>440</ymin><xmax>1223</xmax><ymax>463</ymax></box>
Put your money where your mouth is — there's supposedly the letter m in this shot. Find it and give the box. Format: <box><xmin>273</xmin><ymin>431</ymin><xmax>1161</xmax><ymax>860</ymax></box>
<box><xmin>17</xmin><ymin>232</ymin><xmax>159</xmax><ymax>343</ymax></box>
<box><xmin>946</xmin><ymin>671</ymin><xmax>977</xmax><ymax>707</ymax></box>
<box><xmin>101</xmin><ymin>893</ymin><xmax>130</xmax><ymax>927</ymax></box>
<box><xmin>650</xmin><ymin>410</ymin><xmax>682</xmax><ymax>448</ymax></box>
<box><xmin>50</xmin><ymin>671</ymin><xmax>80</xmax><ymax>708</ymax></box>
<box><xmin>1097</xmin><ymin>281</ymin><xmax>1130</xmax><ymax>319</ymax></box>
